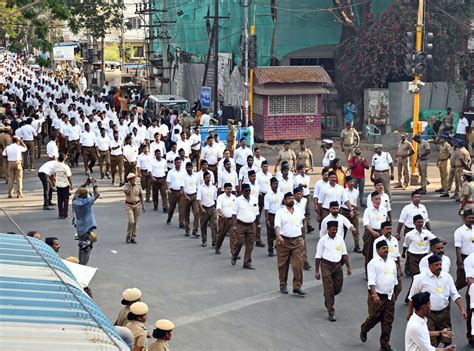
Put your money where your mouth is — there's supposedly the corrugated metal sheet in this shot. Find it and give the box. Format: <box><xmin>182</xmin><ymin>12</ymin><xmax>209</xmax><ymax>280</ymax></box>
<box><xmin>0</xmin><ymin>233</ymin><xmax>129</xmax><ymax>350</ymax></box>
<box><xmin>254</xmin><ymin>66</ymin><xmax>332</xmax><ymax>84</ymax></box>
<box><xmin>254</xmin><ymin>84</ymin><xmax>330</xmax><ymax>96</ymax></box>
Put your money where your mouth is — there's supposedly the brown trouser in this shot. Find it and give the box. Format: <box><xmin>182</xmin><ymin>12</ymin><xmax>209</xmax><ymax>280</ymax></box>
<box><xmin>140</xmin><ymin>170</ymin><xmax>151</xmax><ymax>201</ymax></box>
<box><xmin>394</xmin><ymin>262</ymin><xmax>403</xmax><ymax>301</ymax></box>
<box><xmin>427</xmin><ymin>307</ymin><xmax>452</xmax><ymax>346</ymax></box>
<box><xmin>304</xmin><ymin>195</ymin><xmax>312</xmax><ymax>226</ymax></box>
<box><xmin>208</xmin><ymin>164</ymin><xmax>218</xmax><ymax>181</ymax></box>
<box><xmin>191</xmin><ymin>149</ymin><xmax>200</xmax><ymax>171</ymax></box>
<box><xmin>98</xmin><ymin>150</ymin><xmax>110</xmax><ymax>176</ymax></box>
<box><xmin>405</xmin><ymin>252</ymin><xmax>427</xmax><ymax>301</ymax></box>
<box><xmin>361</xmin><ymin>292</ymin><xmax>395</xmax><ymax>349</ymax></box>
<box><xmin>374</xmin><ymin>170</ymin><xmax>391</xmax><ymax>199</ymax></box>
<box><xmin>58</xmin><ymin>133</ymin><xmax>67</xmax><ymax>154</ymax></box>
<box><xmin>340</xmin><ymin>207</ymin><xmax>360</xmax><ymax>248</ymax></box>
<box><xmin>256</xmin><ymin>193</ymin><xmax>265</xmax><ymax>243</ymax></box>
<box><xmin>232</xmin><ymin>220</ymin><xmax>256</xmax><ymax>266</ymax></box>
<box><xmin>68</xmin><ymin>140</ymin><xmax>80</xmax><ymax>165</ymax></box>
<box><xmin>438</xmin><ymin>159</ymin><xmax>450</xmax><ymax>190</ymax></box>
<box><xmin>7</xmin><ymin>160</ymin><xmax>23</xmax><ymax>196</ymax></box>
<box><xmin>200</xmin><ymin>205</ymin><xmax>217</xmax><ymax>244</ymax></box>
<box><xmin>215</xmin><ymin>216</ymin><xmax>234</xmax><ymax>251</ymax></box>
<box><xmin>363</xmin><ymin>228</ymin><xmax>379</xmax><ymax>271</ymax></box>
<box><xmin>124</xmin><ymin>161</ymin><xmax>136</xmax><ymax>180</ymax></box>
<box><xmin>183</xmin><ymin>193</ymin><xmax>199</xmax><ymax>232</ymax></box>
<box><xmin>276</xmin><ymin>236</ymin><xmax>305</xmax><ymax>289</ymax></box>
<box><xmin>456</xmin><ymin>254</ymin><xmax>468</xmax><ymax>290</ymax></box>
<box><xmin>397</xmin><ymin>158</ymin><xmax>409</xmax><ymax>187</ymax></box>
<box><xmin>266</xmin><ymin>213</ymin><xmax>276</xmax><ymax>253</ymax></box>
<box><xmin>35</xmin><ymin>134</ymin><xmax>42</xmax><ymax>158</ymax></box>
<box><xmin>110</xmin><ymin>155</ymin><xmax>124</xmax><ymax>183</ymax></box>
<box><xmin>321</xmin><ymin>259</ymin><xmax>343</xmax><ymax>315</ymax></box>
<box><xmin>167</xmin><ymin>189</ymin><xmax>183</xmax><ymax>224</ymax></box>
<box><xmin>82</xmin><ymin>146</ymin><xmax>97</xmax><ymax>171</ymax></box>
<box><xmin>418</xmin><ymin>159</ymin><xmax>428</xmax><ymax>189</ymax></box>
<box><xmin>23</xmin><ymin>140</ymin><xmax>35</xmax><ymax>169</ymax></box>
<box><xmin>152</xmin><ymin>177</ymin><xmax>168</xmax><ymax>210</ymax></box>
<box><xmin>0</xmin><ymin>151</ymin><xmax>6</xmax><ymax>179</ymax></box>
<box><xmin>125</xmin><ymin>202</ymin><xmax>142</xmax><ymax>240</ymax></box>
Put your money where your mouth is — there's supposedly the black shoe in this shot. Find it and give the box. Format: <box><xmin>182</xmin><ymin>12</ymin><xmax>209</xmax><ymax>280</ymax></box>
<box><xmin>106</xmin><ymin>173</ymin><xmax>110</xmax><ymax>179</ymax></box>
<box><xmin>231</xmin><ymin>257</ymin><xmax>237</xmax><ymax>265</ymax></box>
<box><xmin>48</xmin><ymin>202</ymin><xmax>56</xmax><ymax>206</ymax></box>
<box><xmin>211</xmin><ymin>242</ymin><xmax>215</xmax><ymax>247</ymax></box>
<box><xmin>43</xmin><ymin>206</ymin><xmax>54</xmax><ymax>210</ymax></box>
<box><xmin>179</xmin><ymin>223</ymin><xmax>186</xmax><ymax>229</ymax></box>
<box><xmin>163</xmin><ymin>207</ymin><xmax>168</xmax><ymax>213</ymax></box>
<box><xmin>280</xmin><ymin>287</ymin><xmax>288</xmax><ymax>294</ymax></box>
<box><xmin>130</xmin><ymin>239</ymin><xmax>137</xmax><ymax>244</ymax></box>
<box><xmin>303</xmin><ymin>261</ymin><xmax>311</xmax><ymax>270</ymax></box>
<box><xmin>293</xmin><ymin>288</ymin><xmax>306</xmax><ymax>296</ymax></box>
<box><xmin>435</xmin><ymin>188</ymin><xmax>444</xmax><ymax>193</ymax></box>
<box><xmin>243</xmin><ymin>264</ymin><xmax>255</xmax><ymax>270</ymax></box>
<box><xmin>154</xmin><ymin>207</ymin><xmax>158</xmax><ymax>211</ymax></box>
<box><xmin>192</xmin><ymin>231</ymin><xmax>200</xmax><ymax>238</ymax></box>
<box><xmin>255</xmin><ymin>241</ymin><xmax>265</xmax><ymax>248</ymax></box>
<box><xmin>126</xmin><ymin>237</ymin><xmax>131</xmax><ymax>243</ymax></box>
<box><xmin>185</xmin><ymin>229</ymin><xmax>190</xmax><ymax>236</ymax></box>
<box><xmin>360</xmin><ymin>330</ymin><xmax>367</xmax><ymax>342</ymax></box>
<box><xmin>307</xmin><ymin>226</ymin><xmax>315</xmax><ymax>233</ymax></box>
<box><xmin>354</xmin><ymin>246</ymin><xmax>362</xmax><ymax>253</ymax></box>
<box><xmin>380</xmin><ymin>347</ymin><xmax>395</xmax><ymax>351</ymax></box>
<box><xmin>404</xmin><ymin>269</ymin><xmax>411</xmax><ymax>277</ymax></box>
<box><xmin>440</xmin><ymin>192</ymin><xmax>449</xmax><ymax>197</ymax></box>
<box><xmin>268</xmin><ymin>251</ymin><xmax>274</xmax><ymax>257</ymax></box>
<box><xmin>418</xmin><ymin>189</ymin><xmax>427</xmax><ymax>195</ymax></box>
<box><xmin>201</xmin><ymin>241</ymin><xmax>207</xmax><ymax>247</ymax></box>
<box><xmin>119</xmin><ymin>182</ymin><xmax>125</xmax><ymax>187</ymax></box>
<box><xmin>215</xmin><ymin>248</ymin><xmax>221</xmax><ymax>254</ymax></box>
<box><xmin>237</xmin><ymin>255</ymin><xmax>241</xmax><ymax>259</ymax></box>
<box><xmin>89</xmin><ymin>167</ymin><xmax>93</xmax><ymax>174</ymax></box>
<box><xmin>166</xmin><ymin>220</ymin><xmax>171</xmax><ymax>225</ymax></box>
<box><xmin>328</xmin><ymin>315</ymin><xmax>336</xmax><ymax>322</ymax></box>
<box><xmin>100</xmin><ymin>174</ymin><xmax>104</xmax><ymax>179</ymax></box>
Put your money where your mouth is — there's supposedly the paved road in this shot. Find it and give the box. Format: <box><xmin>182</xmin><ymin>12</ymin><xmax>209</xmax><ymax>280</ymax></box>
<box><xmin>1</xmin><ymin>161</ymin><xmax>472</xmax><ymax>351</ymax></box>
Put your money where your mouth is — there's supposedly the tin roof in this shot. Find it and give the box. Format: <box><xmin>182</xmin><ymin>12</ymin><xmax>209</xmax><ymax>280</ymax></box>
<box><xmin>0</xmin><ymin>233</ymin><xmax>128</xmax><ymax>350</ymax></box>
<box><xmin>253</xmin><ymin>66</ymin><xmax>332</xmax><ymax>84</ymax></box>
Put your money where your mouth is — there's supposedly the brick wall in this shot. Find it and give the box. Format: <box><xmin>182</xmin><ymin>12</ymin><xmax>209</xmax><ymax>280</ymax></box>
<box><xmin>254</xmin><ymin>95</ymin><xmax>322</xmax><ymax>142</ymax></box>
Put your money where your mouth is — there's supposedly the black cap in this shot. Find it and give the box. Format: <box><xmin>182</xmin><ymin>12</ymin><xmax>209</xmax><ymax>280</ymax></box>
<box><xmin>293</xmin><ymin>187</ymin><xmax>303</xmax><ymax>194</ymax></box>
<box><xmin>248</xmin><ymin>170</ymin><xmax>256</xmax><ymax>177</ymax></box>
<box><xmin>223</xmin><ymin>182</ymin><xmax>232</xmax><ymax>188</ymax></box>
<box><xmin>376</xmin><ymin>240</ymin><xmax>388</xmax><ymax>249</ymax></box>
<box><xmin>329</xmin><ymin>201</ymin><xmax>339</xmax><ymax>208</ymax></box>
<box><xmin>428</xmin><ymin>254</ymin><xmax>442</xmax><ymax>265</ymax></box>
<box><xmin>327</xmin><ymin>221</ymin><xmax>338</xmax><ymax>229</ymax></box>
<box><xmin>381</xmin><ymin>221</ymin><xmax>391</xmax><ymax>229</ymax></box>
<box><xmin>261</xmin><ymin>160</ymin><xmax>268</xmax><ymax>165</ymax></box>
<box><xmin>270</xmin><ymin>177</ymin><xmax>279</xmax><ymax>184</ymax></box>
<box><xmin>374</xmin><ymin>178</ymin><xmax>384</xmax><ymax>185</ymax></box>
<box><xmin>412</xmin><ymin>292</ymin><xmax>431</xmax><ymax>310</ymax></box>
<box><xmin>345</xmin><ymin>175</ymin><xmax>354</xmax><ymax>182</ymax></box>
<box><xmin>284</xmin><ymin>192</ymin><xmax>294</xmax><ymax>199</ymax></box>
<box><xmin>429</xmin><ymin>237</ymin><xmax>442</xmax><ymax>246</ymax></box>
<box><xmin>413</xmin><ymin>214</ymin><xmax>424</xmax><ymax>222</ymax></box>
<box><xmin>464</xmin><ymin>209</ymin><xmax>473</xmax><ymax>217</ymax></box>
<box><xmin>241</xmin><ymin>183</ymin><xmax>251</xmax><ymax>191</ymax></box>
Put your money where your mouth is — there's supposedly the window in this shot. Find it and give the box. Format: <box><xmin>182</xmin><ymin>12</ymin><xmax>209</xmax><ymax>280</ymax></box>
<box><xmin>268</xmin><ymin>95</ymin><xmax>317</xmax><ymax>116</ymax></box>
<box><xmin>129</xmin><ymin>17</ymin><xmax>142</xmax><ymax>30</ymax></box>
<box><xmin>133</xmin><ymin>46</ymin><xmax>144</xmax><ymax>58</ymax></box>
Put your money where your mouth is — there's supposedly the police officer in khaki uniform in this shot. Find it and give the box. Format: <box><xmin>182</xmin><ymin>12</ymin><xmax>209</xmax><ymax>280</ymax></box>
<box><xmin>414</xmin><ymin>134</ymin><xmax>430</xmax><ymax>194</ymax></box>
<box><xmin>150</xmin><ymin>319</ymin><xmax>175</xmax><ymax>351</ymax></box>
<box><xmin>0</xmin><ymin>126</ymin><xmax>12</xmax><ymax>180</ymax></box>
<box><xmin>442</xmin><ymin>140</ymin><xmax>460</xmax><ymax>198</ymax></box>
<box><xmin>395</xmin><ymin>133</ymin><xmax>414</xmax><ymax>189</ymax></box>
<box><xmin>274</xmin><ymin>141</ymin><xmax>296</xmax><ymax>173</ymax></box>
<box><xmin>115</xmin><ymin>288</ymin><xmax>142</xmax><ymax>326</ymax></box>
<box><xmin>454</xmin><ymin>140</ymin><xmax>471</xmax><ymax>200</ymax></box>
<box><xmin>340</xmin><ymin>121</ymin><xmax>360</xmax><ymax>161</ymax></box>
<box><xmin>436</xmin><ymin>133</ymin><xmax>451</xmax><ymax>194</ymax></box>
<box><xmin>295</xmin><ymin>140</ymin><xmax>314</xmax><ymax>173</ymax></box>
<box><xmin>226</xmin><ymin>120</ymin><xmax>237</xmax><ymax>157</ymax></box>
<box><xmin>460</xmin><ymin>170</ymin><xmax>474</xmax><ymax>214</ymax></box>
<box><xmin>124</xmin><ymin>173</ymin><xmax>145</xmax><ymax>243</ymax></box>
<box><xmin>126</xmin><ymin>302</ymin><xmax>149</xmax><ymax>351</ymax></box>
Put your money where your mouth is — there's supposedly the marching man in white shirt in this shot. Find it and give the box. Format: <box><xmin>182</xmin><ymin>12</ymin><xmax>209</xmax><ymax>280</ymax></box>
<box><xmin>96</xmin><ymin>128</ymin><xmax>111</xmax><ymax>179</ymax></box>
<box><xmin>405</xmin><ymin>292</ymin><xmax>455</xmax><ymax>351</ymax></box>
<box><xmin>315</xmin><ymin>221</ymin><xmax>352</xmax><ymax>322</ymax></box>
<box><xmin>136</xmin><ymin>145</ymin><xmax>153</xmax><ymax>203</ymax></box>
<box><xmin>182</xmin><ymin>161</ymin><xmax>200</xmax><ymax>237</ymax></box>
<box><xmin>274</xmin><ymin>191</ymin><xmax>306</xmax><ymax>296</ymax></box>
<box><xmin>419</xmin><ymin>237</ymin><xmax>451</xmax><ymax>274</ymax></box>
<box><xmin>408</xmin><ymin>255</ymin><xmax>467</xmax><ymax>347</ymax></box>
<box><xmin>340</xmin><ymin>175</ymin><xmax>361</xmax><ymax>252</ymax></box>
<box><xmin>454</xmin><ymin>209</ymin><xmax>474</xmax><ymax>290</ymax></box>
<box><xmin>79</xmin><ymin>123</ymin><xmax>97</xmax><ymax>175</ymax></box>
<box><xmin>264</xmin><ymin>177</ymin><xmax>283</xmax><ymax>257</ymax></box>
<box><xmin>231</xmin><ymin>183</ymin><xmax>258</xmax><ymax>269</ymax></box>
<box><xmin>197</xmin><ymin>171</ymin><xmax>217</xmax><ymax>247</ymax></box>
<box><xmin>149</xmin><ymin>149</ymin><xmax>168</xmax><ymax>213</ymax></box>
<box><xmin>215</xmin><ymin>182</ymin><xmax>236</xmax><ymax>255</ymax></box>
<box><xmin>166</xmin><ymin>157</ymin><xmax>186</xmax><ymax>228</ymax></box>
<box><xmin>360</xmin><ymin>240</ymin><xmax>398</xmax><ymax>351</ymax></box>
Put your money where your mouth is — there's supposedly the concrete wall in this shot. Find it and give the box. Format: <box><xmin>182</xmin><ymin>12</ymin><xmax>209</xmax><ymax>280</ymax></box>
<box><xmin>388</xmin><ymin>81</ymin><xmax>465</xmax><ymax>130</ymax></box>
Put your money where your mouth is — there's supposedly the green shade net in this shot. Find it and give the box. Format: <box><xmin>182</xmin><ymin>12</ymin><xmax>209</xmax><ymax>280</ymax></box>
<box><xmin>149</xmin><ymin>0</ymin><xmax>394</xmax><ymax>66</ymax></box>
<box><xmin>402</xmin><ymin>109</ymin><xmax>460</xmax><ymax>138</ymax></box>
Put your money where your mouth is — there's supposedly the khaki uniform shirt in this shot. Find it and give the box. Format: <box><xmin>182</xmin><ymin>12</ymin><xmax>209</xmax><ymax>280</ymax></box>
<box><xmin>226</xmin><ymin>126</ymin><xmax>236</xmax><ymax>142</ymax></box>
<box><xmin>0</xmin><ymin>132</ymin><xmax>12</xmax><ymax>152</ymax></box>
<box><xmin>126</xmin><ymin>320</ymin><xmax>148</xmax><ymax>350</ymax></box>
<box><xmin>125</xmin><ymin>183</ymin><xmax>143</xmax><ymax>203</ymax></box>
<box><xmin>438</xmin><ymin>142</ymin><xmax>451</xmax><ymax>161</ymax></box>
<box><xmin>296</xmin><ymin>149</ymin><xmax>313</xmax><ymax>169</ymax></box>
<box><xmin>455</xmin><ymin>147</ymin><xmax>471</xmax><ymax>167</ymax></box>
<box><xmin>340</xmin><ymin>128</ymin><xmax>359</xmax><ymax>146</ymax></box>
<box><xmin>397</xmin><ymin>140</ymin><xmax>414</xmax><ymax>158</ymax></box>
<box><xmin>279</xmin><ymin>149</ymin><xmax>296</xmax><ymax>169</ymax></box>
<box><xmin>462</xmin><ymin>182</ymin><xmax>474</xmax><ymax>210</ymax></box>
<box><xmin>149</xmin><ymin>340</ymin><xmax>170</xmax><ymax>351</ymax></box>
<box><xmin>417</xmin><ymin>141</ymin><xmax>430</xmax><ymax>159</ymax></box>
<box><xmin>115</xmin><ymin>305</ymin><xmax>130</xmax><ymax>326</ymax></box>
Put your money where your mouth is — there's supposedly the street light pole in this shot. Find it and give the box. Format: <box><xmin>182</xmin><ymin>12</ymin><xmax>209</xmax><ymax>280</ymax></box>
<box><xmin>213</xmin><ymin>0</ymin><xmax>219</xmax><ymax>117</ymax></box>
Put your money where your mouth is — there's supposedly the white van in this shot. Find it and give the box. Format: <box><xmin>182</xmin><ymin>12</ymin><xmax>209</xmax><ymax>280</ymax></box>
<box><xmin>145</xmin><ymin>95</ymin><xmax>190</xmax><ymax>116</ymax></box>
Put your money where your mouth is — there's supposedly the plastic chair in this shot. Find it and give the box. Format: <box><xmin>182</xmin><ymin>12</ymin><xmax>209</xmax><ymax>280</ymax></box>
<box><xmin>366</xmin><ymin>124</ymin><xmax>381</xmax><ymax>142</ymax></box>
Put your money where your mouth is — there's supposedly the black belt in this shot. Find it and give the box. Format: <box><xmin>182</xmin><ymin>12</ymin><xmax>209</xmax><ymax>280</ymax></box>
<box><xmin>408</xmin><ymin>252</ymin><xmax>426</xmax><ymax>257</ymax></box>
<box><xmin>171</xmin><ymin>189</ymin><xmax>181</xmax><ymax>192</ymax></box>
<box><xmin>208</xmin><ymin>164</ymin><xmax>217</xmax><ymax>167</ymax></box>
<box><xmin>140</xmin><ymin>169</ymin><xmax>148</xmax><ymax>172</ymax></box>
<box><xmin>237</xmin><ymin>219</ymin><xmax>254</xmax><ymax>225</ymax></box>
<box><xmin>418</xmin><ymin>158</ymin><xmax>428</xmax><ymax>161</ymax></box>
<box><xmin>281</xmin><ymin>235</ymin><xmax>302</xmax><ymax>240</ymax></box>
<box><xmin>83</xmin><ymin>146</ymin><xmax>95</xmax><ymax>148</ymax></box>
<box><xmin>203</xmin><ymin>204</ymin><xmax>215</xmax><ymax>209</ymax></box>
<box><xmin>372</xmin><ymin>292</ymin><xmax>389</xmax><ymax>299</ymax></box>
<box><xmin>321</xmin><ymin>258</ymin><xmax>341</xmax><ymax>265</ymax></box>
<box><xmin>126</xmin><ymin>201</ymin><xmax>140</xmax><ymax>205</ymax></box>
<box><xmin>153</xmin><ymin>176</ymin><xmax>166</xmax><ymax>179</ymax></box>
<box><xmin>431</xmin><ymin>306</ymin><xmax>449</xmax><ymax>314</ymax></box>
<box><xmin>375</xmin><ymin>169</ymin><xmax>389</xmax><ymax>172</ymax></box>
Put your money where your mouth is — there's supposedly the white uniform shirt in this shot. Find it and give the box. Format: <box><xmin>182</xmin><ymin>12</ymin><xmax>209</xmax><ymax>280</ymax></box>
<box><xmin>137</xmin><ymin>153</ymin><xmax>152</xmax><ymax>170</ymax></box>
<box><xmin>218</xmin><ymin>158</ymin><xmax>236</xmax><ymax>174</ymax></box>
<box><xmin>367</xmin><ymin>192</ymin><xmax>391</xmax><ymax>212</ymax></box>
<box><xmin>197</xmin><ymin>170</ymin><xmax>215</xmax><ymax>186</ymax></box>
<box><xmin>277</xmin><ymin>175</ymin><xmax>295</xmax><ymax>195</ymax></box>
<box><xmin>150</xmin><ymin>141</ymin><xmax>166</xmax><ymax>157</ymax></box>
<box><xmin>218</xmin><ymin>170</ymin><xmax>238</xmax><ymax>191</ymax></box>
<box><xmin>454</xmin><ymin>224</ymin><xmax>474</xmax><ymax>256</ymax></box>
<box><xmin>367</xmin><ymin>255</ymin><xmax>398</xmax><ymax>300</ymax></box>
<box><xmin>313</xmin><ymin>179</ymin><xmax>328</xmax><ymax>200</ymax></box>
<box><xmin>239</xmin><ymin>165</ymin><xmax>258</xmax><ymax>184</ymax></box>
<box><xmin>197</xmin><ymin>183</ymin><xmax>217</xmax><ymax>207</ymax></box>
<box><xmin>110</xmin><ymin>139</ymin><xmax>123</xmax><ymax>156</ymax></box>
<box><xmin>177</xmin><ymin>139</ymin><xmax>191</xmax><ymax>157</ymax></box>
<box><xmin>405</xmin><ymin>313</ymin><xmax>435</xmax><ymax>351</ymax></box>
<box><xmin>183</xmin><ymin>172</ymin><xmax>199</xmax><ymax>195</ymax></box>
<box><xmin>315</xmin><ymin>234</ymin><xmax>348</xmax><ymax>262</ymax></box>
<box><xmin>147</xmin><ymin>126</ymin><xmax>161</xmax><ymax>140</ymax></box>
<box><xmin>253</xmin><ymin>156</ymin><xmax>266</xmax><ymax>171</ymax></box>
<box><xmin>19</xmin><ymin>124</ymin><xmax>37</xmax><ymax>141</ymax></box>
<box><xmin>419</xmin><ymin>253</ymin><xmax>451</xmax><ymax>273</ymax></box>
<box><xmin>46</xmin><ymin>140</ymin><xmax>59</xmax><ymax>159</ymax></box>
<box><xmin>363</xmin><ymin>206</ymin><xmax>388</xmax><ymax>230</ymax></box>
<box><xmin>294</xmin><ymin>174</ymin><xmax>311</xmax><ymax>196</ymax></box>
<box><xmin>234</xmin><ymin>147</ymin><xmax>253</xmax><ymax>166</ymax></box>
<box><xmin>79</xmin><ymin>131</ymin><xmax>96</xmax><ymax>147</ymax></box>
<box><xmin>322</xmin><ymin>147</ymin><xmax>335</xmax><ymax>167</ymax></box>
<box><xmin>2</xmin><ymin>144</ymin><xmax>27</xmax><ymax>161</ymax></box>
<box><xmin>217</xmin><ymin>193</ymin><xmax>236</xmax><ymax>218</ymax></box>
<box><xmin>257</xmin><ymin>171</ymin><xmax>272</xmax><ymax>194</ymax></box>
<box><xmin>318</xmin><ymin>183</ymin><xmax>347</xmax><ymax>209</ymax></box>
<box><xmin>95</xmin><ymin>135</ymin><xmax>111</xmax><ymax>152</ymax></box>
<box><xmin>189</xmin><ymin>133</ymin><xmax>201</xmax><ymax>151</ymax></box>
<box><xmin>465</xmin><ymin>253</ymin><xmax>474</xmax><ymax>279</ymax></box>
<box><xmin>123</xmin><ymin>145</ymin><xmax>138</xmax><ymax>163</ymax></box>
<box><xmin>65</xmin><ymin>125</ymin><xmax>81</xmax><ymax>141</ymax></box>
<box><xmin>456</xmin><ymin>116</ymin><xmax>469</xmax><ymax>135</ymax></box>
<box><xmin>248</xmin><ymin>181</ymin><xmax>260</xmax><ymax>203</ymax></box>
<box><xmin>403</xmin><ymin>229</ymin><xmax>436</xmax><ymax>254</ymax></box>
<box><xmin>373</xmin><ymin>235</ymin><xmax>400</xmax><ymax>262</ymax></box>
<box><xmin>201</xmin><ymin>145</ymin><xmax>220</xmax><ymax>165</ymax></box>
<box><xmin>166</xmin><ymin>168</ymin><xmax>185</xmax><ymax>190</ymax></box>
<box><xmin>150</xmin><ymin>158</ymin><xmax>167</xmax><ymax>178</ymax></box>
<box><xmin>320</xmin><ymin>213</ymin><xmax>353</xmax><ymax>238</ymax></box>
<box><xmin>341</xmin><ymin>187</ymin><xmax>359</xmax><ymax>209</ymax></box>
<box><xmin>264</xmin><ymin>191</ymin><xmax>284</xmax><ymax>214</ymax></box>
<box><xmin>399</xmin><ymin>203</ymin><xmax>430</xmax><ymax>230</ymax></box>
<box><xmin>38</xmin><ymin>160</ymin><xmax>57</xmax><ymax>176</ymax></box>
<box><xmin>232</xmin><ymin>195</ymin><xmax>258</xmax><ymax>223</ymax></box>
<box><xmin>409</xmin><ymin>270</ymin><xmax>460</xmax><ymax>311</ymax></box>
<box><xmin>371</xmin><ymin>151</ymin><xmax>393</xmax><ymax>171</ymax></box>
<box><xmin>274</xmin><ymin>207</ymin><xmax>303</xmax><ymax>238</ymax></box>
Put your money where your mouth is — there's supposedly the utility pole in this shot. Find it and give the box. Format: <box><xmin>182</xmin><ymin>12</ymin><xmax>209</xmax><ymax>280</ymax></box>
<box><xmin>213</xmin><ymin>0</ymin><xmax>219</xmax><ymax>116</ymax></box>
<box><xmin>243</xmin><ymin>1</ymin><xmax>249</xmax><ymax>126</ymax></box>
<box><xmin>248</xmin><ymin>1</ymin><xmax>257</xmax><ymax>125</ymax></box>
<box><xmin>162</xmin><ymin>0</ymin><xmax>170</xmax><ymax>94</ymax></box>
